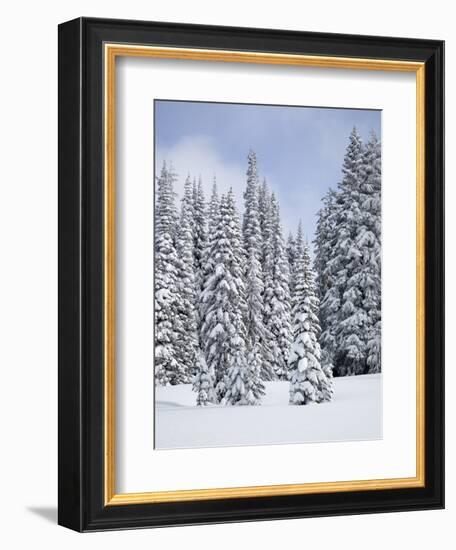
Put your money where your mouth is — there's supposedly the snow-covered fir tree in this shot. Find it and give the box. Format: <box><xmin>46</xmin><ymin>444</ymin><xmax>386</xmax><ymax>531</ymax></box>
<box><xmin>155</xmin><ymin>231</ymin><xmax>182</xmax><ymax>386</ymax></box>
<box><xmin>243</xmin><ymin>151</ymin><xmax>262</xmax><ymax>249</ymax></box>
<box><xmin>265</xmin><ymin>193</ymin><xmax>292</xmax><ymax>380</ymax></box>
<box><xmin>199</xmin><ymin>179</ymin><xmax>219</xmax><ymax>327</ymax></box>
<box><xmin>181</xmin><ymin>175</ymin><xmax>195</xmax><ymax>235</ymax></box>
<box><xmin>244</xmin><ymin>248</ymin><xmax>266</xmax><ymax>400</ymax></box>
<box><xmin>360</xmin><ymin>132</ymin><xmax>382</xmax><ymax>373</ymax></box>
<box><xmin>200</xmin><ymin>193</ymin><xmax>250</xmax><ymax>403</ymax></box>
<box><xmin>289</xmin><ymin>244</ymin><xmax>333</xmax><ymax>404</ymax></box>
<box><xmin>258</xmin><ymin>177</ymin><xmax>269</xmax><ymax>241</ymax></box>
<box><xmin>320</xmin><ymin>349</ymin><xmax>335</xmax><ymax>387</ymax></box>
<box><xmin>226</xmin><ymin>188</ymin><xmax>248</xmax><ymax>332</ymax></box>
<box><xmin>314</xmin><ymin>188</ymin><xmax>337</xmax><ymax>302</ymax></box>
<box><xmin>242</xmin><ymin>151</ymin><xmax>266</xmax><ymax>398</ymax></box>
<box><xmin>207</xmin><ymin>177</ymin><xmax>220</xmax><ymax>233</ymax></box>
<box><xmin>314</xmin><ymin>188</ymin><xmax>340</xmax><ymax>375</ymax></box>
<box><xmin>192</xmin><ymin>350</ymin><xmax>216</xmax><ymax>406</ymax></box>
<box><xmin>295</xmin><ymin>221</ymin><xmax>304</xmax><ymax>257</ymax></box>
<box><xmin>315</xmin><ymin>127</ymin><xmax>382</xmax><ymax>377</ymax></box>
<box><xmin>288</xmin><ymin>220</ymin><xmax>304</xmax><ymax>296</ymax></box>
<box><xmin>222</xmin><ymin>342</ymin><xmax>259</xmax><ymax>405</ymax></box>
<box><xmin>174</xmin><ymin>193</ymin><xmax>199</xmax><ymax>381</ymax></box>
<box><xmin>334</xmin><ymin>127</ymin><xmax>370</xmax><ymax>375</ymax></box>
<box><xmin>286</xmin><ymin>232</ymin><xmax>297</xmax><ymax>278</ymax></box>
<box><xmin>192</xmin><ymin>176</ymin><xmax>208</xmax><ymax>291</ymax></box>
<box><xmin>155</xmin><ymin>161</ymin><xmax>179</xmax><ymax>243</ymax></box>
<box><xmin>257</xmin><ymin>179</ymin><xmax>276</xmax><ymax>381</ymax></box>
<box><xmin>210</xmin><ymin>186</ymin><xmax>261</xmax><ymax>405</ymax></box>
<box><xmin>259</xmin><ymin>179</ymin><xmax>274</xmax><ymax>281</ymax></box>
<box><xmin>155</xmin><ymin>162</ymin><xmax>184</xmax><ymax>385</ymax></box>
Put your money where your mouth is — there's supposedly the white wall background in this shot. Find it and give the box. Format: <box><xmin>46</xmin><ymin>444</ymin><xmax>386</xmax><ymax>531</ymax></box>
<box><xmin>0</xmin><ymin>0</ymin><xmax>451</xmax><ymax>547</ymax></box>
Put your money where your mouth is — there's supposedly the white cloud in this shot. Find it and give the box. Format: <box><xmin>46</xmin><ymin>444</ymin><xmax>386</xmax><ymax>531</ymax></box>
<box><xmin>155</xmin><ymin>134</ymin><xmax>314</xmax><ymax>248</ymax></box>
<box><xmin>156</xmin><ymin>135</ymin><xmax>246</xmax><ymax>211</ymax></box>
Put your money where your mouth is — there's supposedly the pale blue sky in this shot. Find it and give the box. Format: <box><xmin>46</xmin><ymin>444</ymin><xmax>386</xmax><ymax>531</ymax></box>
<box><xmin>155</xmin><ymin>100</ymin><xmax>381</xmax><ymax>247</ymax></box>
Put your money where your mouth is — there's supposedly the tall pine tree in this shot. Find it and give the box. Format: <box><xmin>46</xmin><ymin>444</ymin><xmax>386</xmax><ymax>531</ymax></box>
<box><xmin>192</xmin><ymin>176</ymin><xmax>208</xmax><ymax>291</ymax></box>
<box><xmin>225</xmin><ymin>188</ymin><xmax>249</xmax><ymax>341</ymax></box>
<box><xmin>315</xmin><ymin>188</ymin><xmax>340</xmax><ymax>375</ymax></box>
<box><xmin>316</xmin><ymin>127</ymin><xmax>382</xmax><ymax>377</ymax></box>
<box><xmin>174</xmin><ymin>189</ymin><xmax>199</xmax><ymax>381</ymax></box>
<box><xmin>289</xmin><ymin>244</ymin><xmax>333</xmax><ymax>404</ymax></box>
<box><xmin>155</xmin><ymin>162</ymin><xmax>178</xmax><ymax>242</ymax></box>
<box><xmin>288</xmin><ymin>220</ymin><xmax>304</xmax><ymax>296</ymax></box>
<box><xmin>242</xmin><ymin>151</ymin><xmax>266</xmax><ymax>399</ymax></box>
<box><xmin>182</xmin><ymin>175</ymin><xmax>195</xmax><ymax>236</ymax></box>
<box><xmin>192</xmin><ymin>351</ymin><xmax>216</xmax><ymax>406</ymax></box>
<box><xmin>314</xmin><ymin>189</ymin><xmax>337</xmax><ymax>302</ymax></box>
<box><xmin>360</xmin><ymin>132</ymin><xmax>382</xmax><ymax>373</ymax></box>
<box><xmin>286</xmin><ymin>232</ymin><xmax>297</xmax><ymax>280</ymax></box>
<box><xmin>265</xmin><ymin>193</ymin><xmax>292</xmax><ymax>380</ymax></box>
<box><xmin>258</xmin><ymin>180</ymin><xmax>277</xmax><ymax>381</ymax></box>
<box><xmin>207</xmin><ymin>177</ymin><xmax>220</xmax><ymax>233</ymax></box>
<box><xmin>200</xmin><ymin>193</ymin><xmax>250</xmax><ymax>403</ymax></box>
<box><xmin>334</xmin><ymin>127</ymin><xmax>369</xmax><ymax>375</ymax></box>
<box><xmin>155</xmin><ymin>162</ymin><xmax>184</xmax><ymax>385</ymax></box>
<box><xmin>199</xmin><ymin>179</ymin><xmax>219</xmax><ymax>327</ymax></box>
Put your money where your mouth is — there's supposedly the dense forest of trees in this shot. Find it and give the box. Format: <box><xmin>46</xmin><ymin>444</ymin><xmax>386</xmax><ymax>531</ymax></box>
<box><xmin>155</xmin><ymin>127</ymin><xmax>381</xmax><ymax>405</ymax></box>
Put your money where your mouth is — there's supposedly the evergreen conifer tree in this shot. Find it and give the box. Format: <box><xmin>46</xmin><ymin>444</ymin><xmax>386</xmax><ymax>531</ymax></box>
<box><xmin>193</xmin><ymin>176</ymin><xmax>208</xmax><ymax>291</ymax></box>
<box><xmin>174</xmin><ymin>193</ymin><xmax>199</xmax><ymax>381</ymax></box>
<box><xmin>244</xmin><ymin>248</ymin><xmax>266</xmax><ymax>400</ymax></box>
<box><xmin>315</xmin><ymin>188</ymin><xmax>341</xmax><ymax>375</ymax></box>
<box><xmin>155</xmin><ymin>162</ymin><xmax>184</xmax><ymax>385</ymax></box>
<box><xmin>288</xmin><ymin>221</ymin><xmax>304</xmax><ymax>295</ymax></box>
<box><xmin>295</xmin><ymin>221</ymin><xmax>304</xmax><ymax>258</ymax></box>
<box><xmin>226</xmin><ymin>188</ymin><xmax>248</xmax><ymax>330</ymax></box>
<box><xmin>361</xmin><ymin>132</ymin><xmax>382</xmax><ymax>373</ymax></box>
<box><xmin>242</xmin><ymin>151</ymin><xmax>266</xmax><ymax>398</ymax></box>
<box><xmin>334</xmin><ymin>127</ymin><xmax>369</xmax><ymax>375</ymax></box>
<box><xmin>200</xmin><ymin>194</ymin><xmax>249</xmax><ymax>403</ymax></box>
<box><xmin>315</xmin><ymin>128</ymin><xmax>382</xmax><ymax>377</ymax></box>
<box><xmin>182</xmin><ymin>175</ymin><xmax>195</xmax><ymax>235</ymax></box>
<box><xmin>258</xmin><ymin>182</ymin><xmax>277</xmax><ymax>381</ymax></box>
<box><xmin>199</xmin><ymin>179</ymin><xmax>219</xmax><ymax>327</ymax></box>
<box><xmin>286</xmin><ymin>232</ymin><xmax>297</xmax><ymax>281</ymax></box>
<box><xmin>258</xmin><ymin>177</ymin><xmax>269</xmax><ymax>242</ymax></box>
<box><xmin>289</xmin><ymin>244</ymin><xmax>333</xmax><ymax>404</ymax></box>
<box><xmin>207</xmin><ymin>177</ymin><xmax>220</xmax><ymax>233</ymax></box>
<box><xmin>222</xmin><ymin>343</ymin><xmax>259</xmax><ymax>405</ymax></box>
<box><xmin>155</xmin><ymin>161</ymin><xmax>178</xmax><ymax>243</ymax></box>
<box><xmin>266</xmin><ymin>193</ymin><xmax>292</xmax><ymax>380</ymax></box>
<box><xmin>314</xmin><ymin>189</ymin><xmax>337</xmax><ymax>302</ymax></box>
<box><xmin>192</xmin><ymin>351</ymin><xmax>216</xmax><ymax>406</ymax></box>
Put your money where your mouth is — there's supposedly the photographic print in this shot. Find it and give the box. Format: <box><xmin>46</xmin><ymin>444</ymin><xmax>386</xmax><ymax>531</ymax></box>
<box><xmin>58</xmin><ymin>20</ymin><xmax>444</xmax><ymax>530</ymax></box>
<box><xmin>154</xmin><ymin>100</ymin><xmax>382</xmax><ymax>450</ymax></box>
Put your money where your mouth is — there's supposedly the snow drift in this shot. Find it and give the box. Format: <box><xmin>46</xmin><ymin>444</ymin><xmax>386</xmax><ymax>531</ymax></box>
<box><xmin>155</xmin><ymin>373</ymin><xmax>382</xmax><ymax>450</ymax></box>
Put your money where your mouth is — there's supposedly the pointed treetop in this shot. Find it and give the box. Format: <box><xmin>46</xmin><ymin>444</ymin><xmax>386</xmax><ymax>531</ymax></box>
<box><xmin>184</xmin><ymin>173</ymin><xmax>192</xmax><ymax>190</ymax></box>
<box><xmin>296</xmin><ymin>220</ymin><xmax>304</xmax><ymax>251</ymax></box>
<box><xmin>366</xmin><ymin>128</ymin><xmax>380</xmax><ymax>145</ymax></box>
<box><xmin>246</xmin><ymin>150</ymin><xmax>259</xmax><ymax>186</ymax></box>
<box><xmin>211</xmin><ymin>177</ymin><xmax>218</xmax><ymax>197</ymax></box>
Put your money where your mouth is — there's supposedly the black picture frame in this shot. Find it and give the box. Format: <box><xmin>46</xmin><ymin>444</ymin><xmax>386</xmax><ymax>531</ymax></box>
<box><xmin>58</xmin><ymin>17</ymin><xmax>444</xmax><ymax>532</ymax></box>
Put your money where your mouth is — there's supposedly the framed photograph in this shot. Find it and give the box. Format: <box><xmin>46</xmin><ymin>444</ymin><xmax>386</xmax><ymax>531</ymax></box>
<box><xmin>58</xmin><ymin>17</ymin><xmax>444</xmax><ymax>531</ymax></box>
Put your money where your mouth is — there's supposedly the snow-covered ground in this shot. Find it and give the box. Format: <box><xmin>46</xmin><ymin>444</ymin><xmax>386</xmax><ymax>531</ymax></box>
<box><xmin>155</xmin><ymin>374</ymin><xmax>382</xmax><ymax>449</ymax></box>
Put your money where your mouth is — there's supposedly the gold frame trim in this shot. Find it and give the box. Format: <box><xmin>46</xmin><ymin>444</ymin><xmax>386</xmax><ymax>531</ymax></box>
<box><xmin>104</xmin><ymin>44</ymin><xmax>426</xmax><ymax>506</ymax></box>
